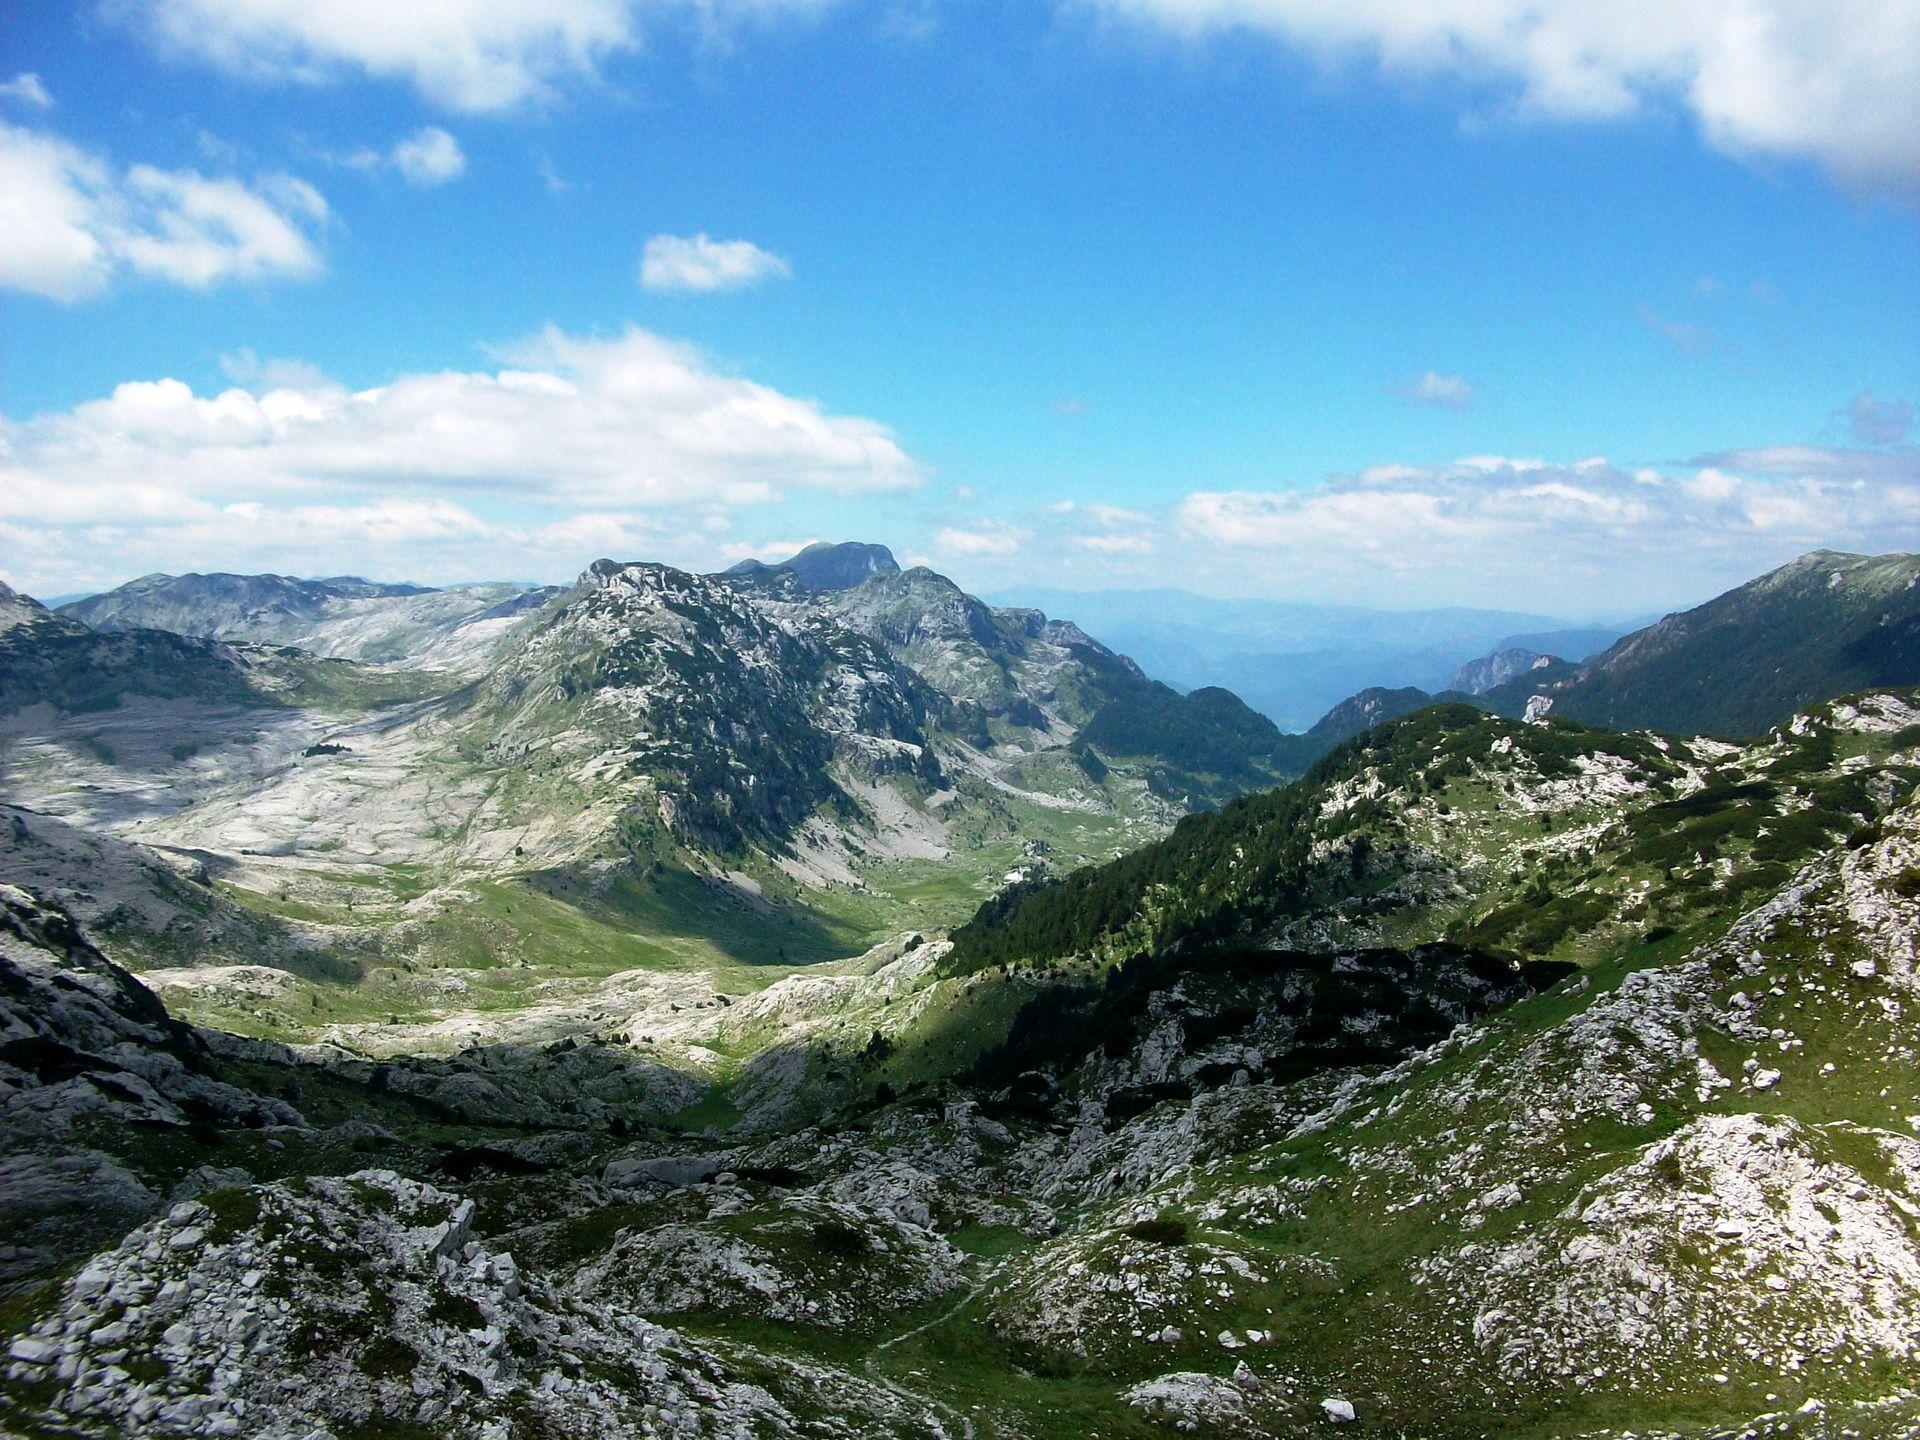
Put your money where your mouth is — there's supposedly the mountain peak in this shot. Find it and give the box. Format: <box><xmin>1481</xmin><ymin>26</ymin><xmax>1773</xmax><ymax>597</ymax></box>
<box><xmin>0</xmin><ymin>579</ymin><xmax>54</xmax><ymax>634</ymax></box>
<box><xmin>723</xmin><ymin>541</ymin><xmax>900</xmax><ymax>592</ymax></box>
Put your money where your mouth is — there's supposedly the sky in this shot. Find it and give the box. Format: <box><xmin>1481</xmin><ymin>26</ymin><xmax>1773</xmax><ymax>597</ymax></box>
<box><xmin>0</xmin><ymin>0</ymin><xmax>1916</xmax><ymax>616</ymax></box>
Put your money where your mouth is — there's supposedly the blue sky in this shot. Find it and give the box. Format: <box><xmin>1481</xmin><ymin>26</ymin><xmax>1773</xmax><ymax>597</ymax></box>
<box><xmin>1</xmin><ymin>0</ymin><xmax>1916</xmax><ymax>614</ymax></box>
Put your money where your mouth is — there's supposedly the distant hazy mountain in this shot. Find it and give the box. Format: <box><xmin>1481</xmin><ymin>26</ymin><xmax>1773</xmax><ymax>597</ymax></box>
<box><xmin>989</xmin><ymin>585</ymin><xmax>1623</xmax><ymax>728</ymax></box>
<box><xmin>61</xmin><ymin>571</ymin><xmax>427</xmax><ymax>633</ymax></box>
<box><xmin>58</xmin><ymin>571</ymin><xmax>553</xmax><ymax>673</ymax></box>
<box><xmin>1450</xmin><ymin>646</ymin><xmax>1554</xmax><ymax>695</ymax></box>
<box><xmin>723</xmin><ymin>540</ymin><xmax>902</xmax><ymax>592</ymax></box>
<box><xmin>1481</xmin><ymin>549</ymin><xmax>1920</xmax><ymax>737</ymax></box>
<box><xmin>1273</xmin><ymin>683</ymin><xmax>1475</xmax><ymax>769</ymax></box>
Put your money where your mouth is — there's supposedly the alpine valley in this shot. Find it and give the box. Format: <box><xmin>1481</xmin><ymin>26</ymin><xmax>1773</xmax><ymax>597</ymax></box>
<box><xmin>5</xmin><ymin>542</ymin><xmax>1920</xmax><ymax>1440</ymax></box>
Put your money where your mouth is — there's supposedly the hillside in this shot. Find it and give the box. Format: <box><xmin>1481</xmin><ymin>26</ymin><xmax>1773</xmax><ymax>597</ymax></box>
<box><xmin>947</xmin><ymin>693</ymin><xmax>1920</xmax><ymax>974</ymax></box>
<box><xmin>5</xmin><ymin>688</ymin><xmax>1920</xmax><ymax>1439</ymax></box>
<box><xmin>58</xmin><ymin>571</ymin><xmax>551</xmax><ymax>673</ymax></box>
<box><xmin>1482</xmin><ymin>549</ymin><xmax>1920</xmax><ymax>737</ymax></box>
<box><xmin>1</xmin><ymin>581</ymin><xmax>263</xmax><ymax>715</ymax></box>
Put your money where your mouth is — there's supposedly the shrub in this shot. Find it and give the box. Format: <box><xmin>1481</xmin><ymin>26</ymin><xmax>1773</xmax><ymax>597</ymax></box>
<box><xmin>1123</xmin><ymin>1216</ymin><xmax>1190</xmax><ymax>1246</ymax></box>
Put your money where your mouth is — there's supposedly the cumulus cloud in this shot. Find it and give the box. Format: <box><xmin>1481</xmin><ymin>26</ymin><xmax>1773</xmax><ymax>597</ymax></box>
<box><xmin>125</xmin><ymin>0</ymin><xmax>835</xmax><ymax>112</ymax></box>
<box><xmin>1847</xmin><ymin>392</ymin><xmax>1915</xmax><ymax>447</ymax></box>
<box><xmin>129</xmin><ymin>0</ymin><xmax>642</xmax><ymax>113</ymax></box>
<box><xmin>2</xmin><ymin>325</ymin><xmax>916</xmax><ymax>515</ymax></box>
<box><xmin>0</xmin><ymin>120</ymin><xmax>327</xmax><ymax>300</ymax></box>
<box><xmin>1176</xmin><ymin>447</ymin><xmax>1920</xmax><ymax>606</ymax></box>
<box><xmin>1393</xmin><ymin>370</ymin><xmax>1474</xmax><ymax>408</ymax></box>
<box><xmin>0</xmin><ymin>325</ymin><xmax>919</xmax><ymax>591</ymax></box>
<box><xmin>935</xmin><ymin>520</ymin><xmax>1032</xmax><ymax>556</ymax></box>
<box><xmin>1087</xmin><ymin>0</ymin><xmax>1920</xmax><ymax>197</ymax></box>
<box><xmin>640</xmin><ymin>233</ymin><xmax>792</xmax><ymax>294</ymax></box>
<box><xmin>349</xmin><ymin>127</ymin><xmax>467</xmax><ymax>186</ymax></box>
<box><xmin>0</xmin><ymin>73</ymin><xmax>53</xmax><ymax>108</ymax></box>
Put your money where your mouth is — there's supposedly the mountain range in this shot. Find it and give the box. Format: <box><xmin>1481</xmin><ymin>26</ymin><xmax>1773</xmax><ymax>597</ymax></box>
<box><xmin>989</xmin><ymin>584</ymin><xmax>1626</xmax><ymax>728</ymax></box>
<box><xmin>3</xmin><ymin>544</ymin><xmax>1920</xmax><ymax>1439</ymax></box>
<box><xmin>1302</xmin><ymin>550</ymin><xmax>1920</xmax><ymax>742</ymax></box>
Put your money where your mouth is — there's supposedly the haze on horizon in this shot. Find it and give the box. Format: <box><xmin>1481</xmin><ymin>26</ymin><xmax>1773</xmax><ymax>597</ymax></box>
<box><xmin>1</xmin><ymin>0</ymin><xmax>1915</xmax><ymax>614</ymax></box>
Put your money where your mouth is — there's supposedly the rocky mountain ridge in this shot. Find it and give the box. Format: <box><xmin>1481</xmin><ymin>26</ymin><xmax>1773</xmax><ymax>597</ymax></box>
<box><xmin>1479</xmin><ymin>549</ymin><xmax>1920</xmax><ymax>736</ymax></box>
<box><xmin>59</xmin><ymin>571</ymin><xmax>554</xmax><ymax>675</ymax></box>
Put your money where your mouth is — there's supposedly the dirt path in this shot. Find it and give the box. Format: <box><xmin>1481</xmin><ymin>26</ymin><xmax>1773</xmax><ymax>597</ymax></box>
<box><xmin>862</xmin><ymin>1273</ymin><xmax>995</xmax><ymax>1440</ymax></box>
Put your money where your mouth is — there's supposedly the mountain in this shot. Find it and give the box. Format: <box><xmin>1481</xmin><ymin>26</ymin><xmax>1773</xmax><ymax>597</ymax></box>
<box><xmin>14</xmin><ymin>546</ymin><xmax>1920</xmax><ymax>1440</ymax></box>
<box><xmin>1449</xmin><ymin>644</ymin><xmax>1553</xmax><ymax>694</ymax></box>
<box><xmin>453</xmin><ymin>557</ymin><xmax>1296</xmax><ymax>866</ymax></box>
<box><xmin>1481</xmin><ymin>549</ymin><xmax>1920</xmax><ymax>737</ymax></box>
<box><xmin>1272</xmin><ymin>682</ymin><xmax>1475</xmax><ymax>769</ymax></box>
<box><xmin>58</xmin><ymin>571</ymin><xmax>552</xmax><ymax>673</ymax></box>
<box><xmin>805</xmin><ymin>564</ymin><xmax>1295</xmax><ymax>797</ymax></box>
<box><xmin>988</xmin><ymin>585</ymin><xmax>1622</xmax><ymax>727</ymax></box>
<box><xmin>60</xmin><ymin>570</ymin><xmax>426</xmax><ymax>633</ymax></box>
<box><xmin>1</xmin><ymin>579</ymin><xmax>259</xmax><ymax>714</ymax></box>
<box><xmin>723</xmin><ymin>539</ymin><xmax>902</xmax><ymax>592</ymax></box>
<box><xmin>950</xmin><ymin>696</ymin><xmax>1896</xmax><ymax>972</ymax></box>
<box><xmin>463</xmin><ymin>558</ymin><xmax>953</xmax><ymax>856</ymax></box>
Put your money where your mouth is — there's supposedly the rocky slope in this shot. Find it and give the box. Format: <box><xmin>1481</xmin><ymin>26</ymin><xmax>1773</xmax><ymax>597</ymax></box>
<box><xmin>6</xmin><ymin>691</ymin><xmax>1920</xmax><ymax>1437</ymax></box>
<box><xmin>2</xmin><ymin>583</ymin><xmax>242</xmax><ymax>711</ymax></box>
<box><xmin>59</xmin><ymin>571</ymin><xmax>553</xmax><ymax>675</ymax></box>
<box><xmin>1450</xmin><ymin>645</ymin><xmax>1554</xmax><ymax>695</ymax></box>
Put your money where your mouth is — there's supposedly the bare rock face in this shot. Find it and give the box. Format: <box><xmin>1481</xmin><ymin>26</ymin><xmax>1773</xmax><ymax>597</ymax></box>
<box><xmin>4</xmin><ymin>1169</ymin><xmax>950</xmax><ymax>1440</ymax></box>
<box><xmin>0</xmin><ymin>885</ymin><xmax>301</xmax><ymax>1282</ymax></box>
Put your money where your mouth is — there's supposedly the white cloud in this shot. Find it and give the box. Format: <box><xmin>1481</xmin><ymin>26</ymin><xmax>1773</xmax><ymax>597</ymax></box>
<box><xmin>352</xmin><ymin>126</ymin><xmax>467</xmax><ymax>186</ymax></box>
<box><xmin>1087</xmin><ymin>0</ymin><xmax>1920</xmax><ymax>197</ymax></box>
<box><xmin>640</xmin><ymin>233</ymin><xmax>792</xmax><ymax>294</ymax></box>
<box><xmin>131</xmin><ymin>0</ymin><xmax>641</xmax><ymax>113</ymax></box>
<box><xmin>1074</xmin><ymin>533</ymin><xmax>1153</xmax><ymax>554</ymax></box>
<box><xmin>126</xmin><ymin>0</ymin><xmax>835</xmax><ymax>113</ymax></box>
<box><xmin>0</xmin><ymin>73</ymin><xmax>53</xmax><ymax>108</ymax></box>
<box><xmin>1692</xmin><ymin>443</ymin><xmax>1919</xmax><ymax>483</ymax></box>
<box><xmin>1175</xmin><ymin>446</ymin><xmax>1920</xmax><ymax>606</ymax></box>
<box><xmin>217</xmin><ymin>348</ymin><xmax>331</xmax><ymax>390</ymax></box>
<box><xmin>0</xmin><ymin>331</ymin><xmax>918</xmax><ymax>593</ymax></box>
<box><xmin>935</xmin><ymin>520</ymin><xmax>1032</xmax><ymax>556</ymax></box>
<box><xmin>1048</xmin><ymin>500</ymin><xmax>1153</xmax><ymax>526</ymax></box>
<box><xmin>0</xmin><ymin>120</ymin><xmax>327</xmax><ymax>300</ymax></box>
<box><xmin>1393</xmin><ymin>370</ymin><xmax>1474</xmax><ymax>408</ymax></box>
<box><xmin>0</xmin><ymin>325</ymin><xmax>919</xmax><ymax>591</ymax></box>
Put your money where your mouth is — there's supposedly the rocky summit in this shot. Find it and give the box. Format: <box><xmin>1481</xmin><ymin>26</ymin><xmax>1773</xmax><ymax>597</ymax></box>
<box><xmin>3</xmin><ymin>549</ymin><xmax>1920</xmax><ymax>1440</ymax></box>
